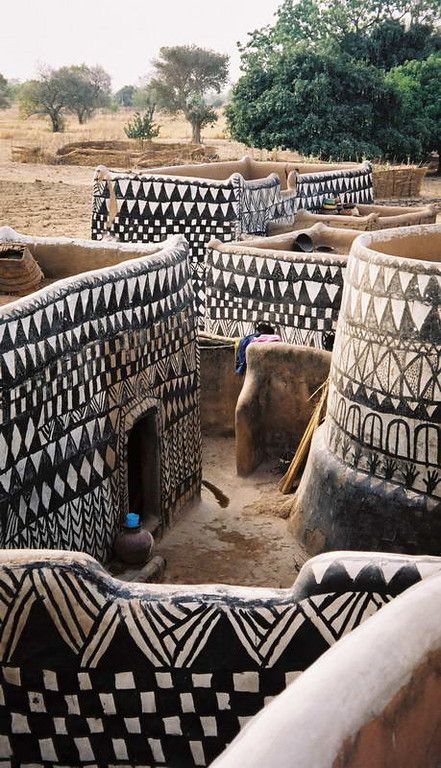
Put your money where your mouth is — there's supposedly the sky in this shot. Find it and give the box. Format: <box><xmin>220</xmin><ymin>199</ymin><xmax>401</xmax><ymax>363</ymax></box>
<box><xmin>0</xmin><ymin>0</ymin><xmax>281</xmax><ymax>89</ymax></box>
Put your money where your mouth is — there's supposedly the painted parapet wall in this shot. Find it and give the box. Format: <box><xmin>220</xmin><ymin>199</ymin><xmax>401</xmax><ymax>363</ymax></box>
<box><xmin>91</xmin><ymin>165</ymin><xmax>296</xmax><ymax>319</ymax></box>
<box><xmin>1</xmin><ymin>549</ymin><xmax>440</xmax><ymax>767</ymax></box>
<box><xmin>91</xmin><ymin>160</ymin><xmax>373</xmax><ymax>318</ymax></box>
<box><xmin>293</xmin><ymin>161</ymin><xmax>373</xmax><ymax>212</ymax></box>
<box><xmin>293</xmin><ymin>224</ymin><xmax>441</xmax><ymax>554</ymax></box>
<box><xmin>205</xmin><ymin>226</ymin><xmax>358</xmax><ymax>347</ymax></box>
<box><xmin>0</xmin><ymin>229</ymin><xmax>201</xmax><ymax>560</ymax></box>
<box><xmin>214</xmin><ymin>569</ymin><xmax>441</xmax><ymax>768</ymax></box>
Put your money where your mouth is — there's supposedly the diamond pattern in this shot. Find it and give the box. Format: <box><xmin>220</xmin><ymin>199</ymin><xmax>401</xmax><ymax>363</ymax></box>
<box><xmin>327</xmin><ymin>237</ymin><xmax>441</xmax><ymax>497</ymax></box>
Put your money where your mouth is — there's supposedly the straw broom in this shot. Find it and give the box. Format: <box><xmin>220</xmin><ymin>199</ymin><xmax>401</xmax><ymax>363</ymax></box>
<box><xmin>279</xmin><ymin>378</ymin><xmax>329</xmax><ymax>495</ymax></box>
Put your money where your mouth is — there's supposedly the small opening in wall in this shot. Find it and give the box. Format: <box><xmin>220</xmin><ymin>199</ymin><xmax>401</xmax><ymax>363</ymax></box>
<box><xmin>127</xmin><ymin>410</ymin><xmax>161</xmax><ymax>533</ymax></box>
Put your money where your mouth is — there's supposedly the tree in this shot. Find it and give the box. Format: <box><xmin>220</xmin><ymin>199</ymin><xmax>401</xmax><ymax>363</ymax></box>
<box><xmin>115</xmin><ymin>85</ymin><xmax>136</xmax><ymax>107</ymax></box>
<box><xmin>387</xmin><ymin>54</ymin><xmax>441</xmax><ymax>172</ymax></box>
<box><xmin>240</xmin><ymin>0</ymin><xmax>441</xmax><ymax>67</ymax></box>
<box><xmin>149</xmin><ymin>45</ymin><xmax>229</xmax><ymax>143</ymax></box>
<box><xmin>0</xmin><ymin>74</ymin><xmax>9</xmax><ymax>109</ymax></box>
<box><xmin>342</xmin><ymin>20</ymin><xmax>441</xmax><ymax>68</ymax></box>
<box><xmin>19</xmin><ymin>68</ymin><xmax>67</xmax><ymax>132</ymax></box>
<box><xmin>229</xmin><ymin>0</ymin><xmax>440</xmax><ymax>161</ymax></box>
<box><xmin>60</xmin><ymin>64</ymin><xmax>111</xmax><ymax>123</ymax></box>
<box><xmin>226</xmin><ymin>48</ymin><xmax>416</xmax><ymax>161</ymax></box>
<box><xmin>132</xmin><ymin>82</ymin><xmax>159</xmax><ymax>120</ymax></box>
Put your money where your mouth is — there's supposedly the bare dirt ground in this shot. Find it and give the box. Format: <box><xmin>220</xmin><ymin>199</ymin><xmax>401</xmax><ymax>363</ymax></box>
<box><xmin>0</xmin><ymin>107</ymin><xmax>247</xmax><ymax>239</ymax></box>
<box><xmin>155</xmin><ymin>436</ymin><xmax>306</xmax><ymax>588</ymax></box>
<box><xmin>0</xmin><ymin>107</ymin><xmax>440</xmax><ymax>587</ymax></box>
<box><xmin>0</xmin><ymin>106</ymin><xmax>440</xmax><ymax>237</ymax></box>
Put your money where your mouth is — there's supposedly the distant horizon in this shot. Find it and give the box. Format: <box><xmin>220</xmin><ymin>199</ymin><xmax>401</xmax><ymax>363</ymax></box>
<box><xmin>0</xmin><ymin>0</ymin><xmax>281</xmax><ymax>89</ymax></box>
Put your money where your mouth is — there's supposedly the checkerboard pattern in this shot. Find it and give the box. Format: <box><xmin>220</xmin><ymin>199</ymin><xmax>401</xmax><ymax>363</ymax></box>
<box><xmin>1</xmin><ymin>666</ymin><xmax>301</xmax><ymax>767</ymax></box>
<box><xmin>1</xmin><ymin>551</ymin><xmax>438</xmax><ymax>767</ymax></box>
<box><xmin>91</xmin><ymin>164</ymin><xmax>373</xmax><ymax>321</ymax></box>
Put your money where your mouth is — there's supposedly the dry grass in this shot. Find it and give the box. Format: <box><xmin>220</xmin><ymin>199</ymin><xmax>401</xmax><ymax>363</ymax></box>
<box><xmin>0</xmin><ymin>104</ymin><xmax>439</xmax><ymax>240</ymax></box>
<box><xmin>0</xmin><ymin>106</ymin><xmax>306</xmax><ymax>164</ymax></box>
<box><xmin>0</xmin><ymin>106</ymin><xmax>231</xmax><ymax>161</ymax></box>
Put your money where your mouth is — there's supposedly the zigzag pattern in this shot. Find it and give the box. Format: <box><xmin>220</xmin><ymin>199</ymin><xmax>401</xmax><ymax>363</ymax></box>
<box><xmin>0</xmin><ymin>236</ymin><xmax>202</xmax><ymax>558</ymax></box>
<box><xmin>327</xmin><ymin>242</ymin><xmax>441</xmax><ymax>497</ymax></box>
<box><xmin>205</xmin><ymin>244</ymin><xmax>345</xmax><ymax>347</ymax></box>
<box><xmin>91</xmin><ymin>164</ymin><xmax>373</xmax><ymax>319</ymax></box>
<box><xmin>295</xmin><ymin>165</ymin><xmax>374</xmax><ymax>211</ymax></box>
<box><xmin>0</xmin><ymin>551</ymin><xmax>439</xmax><ymax>767</ymax></box>
<box><xmin>300</xmin><ymin>591</ymin><xmax>389</xmax><ymax>645</ymax></box>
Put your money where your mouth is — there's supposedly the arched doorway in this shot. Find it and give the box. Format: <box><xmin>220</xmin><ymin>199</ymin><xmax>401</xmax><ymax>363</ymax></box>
<box><xmin>126</xmin><ymin>409</ymin><xmax>161</xmax><ymax>532</ymax></box>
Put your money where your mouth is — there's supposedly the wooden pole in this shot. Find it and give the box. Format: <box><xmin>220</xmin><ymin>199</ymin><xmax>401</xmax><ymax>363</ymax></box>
<box><xmin>279</xmin><ymin>378</ymin><xmax>329</xmax><ymax>495</ymax></box>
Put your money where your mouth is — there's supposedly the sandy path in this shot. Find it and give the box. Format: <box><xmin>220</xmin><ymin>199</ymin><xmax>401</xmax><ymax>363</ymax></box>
<box><xmin>154</xmin><ymin>436</ymin><xmax>306</xmax><ymax>588</ymax></box>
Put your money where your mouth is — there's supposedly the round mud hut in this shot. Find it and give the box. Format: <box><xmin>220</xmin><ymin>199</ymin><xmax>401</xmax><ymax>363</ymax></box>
<box><xmin>292</xmin><ymin>224</ymin><xmax>441</xmax><ymax>555</ymax></box>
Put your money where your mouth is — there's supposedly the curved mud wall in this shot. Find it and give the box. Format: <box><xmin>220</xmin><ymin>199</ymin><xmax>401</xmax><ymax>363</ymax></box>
<box><xmin>0</xmin><ymin>232</ymin><xmax>201</xmax><ymax>560</ymax></box>
<box><xmin>293</xmin><ymin>225</ymin><xmax>441</xmax><ymax>554</ymax></box>
<box><xmin>236</xmin><ymin>344</ymin><xmax>331</xmax><ymax>475</ymax></box>
<box><xmin>91</xmin><ymin>161</ymin><xmax>373</xmax><ymax>319</ymax></box>
<box><xmin>213</xmin><ymin>566</ymin><xmax>441</xmax><ymax>768</ymax></box>
<box><xmin>205</xmin><ymin>236</ymin><xmax>348</xmax><ymax>348</ymax></box>
<box><xmin>0</xmin><ymin>549</ymin><xmax>439</xmax><ymax>767</ymax></box>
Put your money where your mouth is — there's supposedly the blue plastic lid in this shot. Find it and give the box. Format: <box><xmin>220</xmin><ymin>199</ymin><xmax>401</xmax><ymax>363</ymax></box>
<box><xmin>125</xmin><ymin>512</ymin><xmax>140</xmax><ymax>528</ymax></box>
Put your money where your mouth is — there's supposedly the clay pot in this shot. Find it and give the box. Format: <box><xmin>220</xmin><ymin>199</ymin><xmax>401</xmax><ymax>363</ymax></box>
<box><xmin>114</xmin><ymin>516</ymin><xmax>154</xmax><ymax>565</ymax></box>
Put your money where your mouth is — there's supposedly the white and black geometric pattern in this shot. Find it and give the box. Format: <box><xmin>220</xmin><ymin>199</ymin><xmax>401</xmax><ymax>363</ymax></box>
<box><xmin>0</xmin><ymin>549</ymin><xmax>439</xmax><ymax>767</ymax></box>
<box><xmin>205</xmin><ymin>242</ymin><xmax>345</xmax><ymax>347</ymax></box>
<box><xmin>295</xmin><ymin>162</ymin><xmax>374</xmax><ymax>212</ymax></box>
<box><xmin>91</xmin><ymin>163</ymin><xmax>373</xmax><ymax>319</ymax></box>
<box><xmin>326</xmin><ymin>229</ymin><xmax>441</xmax><ymax>499</ymax></box>
<box><xmin>0</xmin><ymin>232</ymin><xmax>202</xmax><ymax>560</ymax></box>
<box><xmin>92</xmin><ymin>170</ymin><xmax>242</xmax><ymax>319</ymax></box>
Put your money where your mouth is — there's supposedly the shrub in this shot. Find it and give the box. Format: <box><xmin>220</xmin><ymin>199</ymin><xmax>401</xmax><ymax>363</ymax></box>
<box><xmin>124</xmin><ymin>111</ymin><xmax>160</xmax><ymax>140</ymax></box>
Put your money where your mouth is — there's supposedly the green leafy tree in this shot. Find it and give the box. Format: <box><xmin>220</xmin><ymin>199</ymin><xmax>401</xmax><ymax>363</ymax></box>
<box><xmin>132</xmin><ymin>83</ymin><xmax>159</xmax><ymax>120</ymax></box>
<box><xmin>149</xmin><ymin>45</ymin><xmax>229</xmax><ymax>143</ymax></box>
<box><xmin>240</xmin><ymin>0</ymin><xmax>441</xmax><ymax>66</ymax></box>
<box><xmin>5</xmin><ymin>79</ymin><xmax>22</xmax><ymax>103</ymax></box>
<box><xmin>60</xmin><ymin>64</ymin><xmax>111</xmax><ymax>123</ymax></box>
<box><xmin>387</xmin><ymin>54</ymin><xmax>441</xmax><ymax>172</ymax></box>
<box><xmin>342</xmin><ymin>20</ymin><xmax>441</xmax><ymax>68</ymax></box>
<box><xmin>229</xmin><ymin>0</ymin><xmax>440</xmax><ymax>160</ymax></box>
<box><xmin>19</xmin><ymin>68</ymin><xmax>67</xmax><ymax>132</ymax></box>
<box><xmin>0</xmin><ymin>74</ymin><xmax>9</xmax><ymax>109</ymax></box>
<box><xmin>226</xmin><ymin>48</ymin><xmax>417</xmax><ymax>161</ymax></box>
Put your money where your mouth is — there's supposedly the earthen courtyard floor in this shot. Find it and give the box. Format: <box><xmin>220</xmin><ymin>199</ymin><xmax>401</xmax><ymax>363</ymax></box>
<box><xmin>154</xmin><ymin>436</ymin><xmax>307</xmax><ymax>588</ymax></box>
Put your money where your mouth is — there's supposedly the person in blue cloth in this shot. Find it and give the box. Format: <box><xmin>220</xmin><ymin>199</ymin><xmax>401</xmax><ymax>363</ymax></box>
<box><xmin>235</xmin><ymin>322</ymin><xmax>275</xmax><ymax>375</ymax></box>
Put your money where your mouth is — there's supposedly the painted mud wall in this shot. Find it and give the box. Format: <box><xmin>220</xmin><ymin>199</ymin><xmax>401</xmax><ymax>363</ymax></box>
<box><xmin>0</xmin><ymin>234</ymin><xmax>201</xmax><ymax>561</ymax></box>
<box><xmin>0</xmin><ymin>549</ymin><xmax>438</xmax><ymax>767</ymax></box>
<box><xmin>205</xmin><ymin>241</ymin><xmax>346</xmax><ymax>347</ymax></box>
<box><xmin>91</xmin><ymin>162</ymin><xmax>373</xmax><ymax>319</ymax></box>
<box><xmin>294</xmin><ymin>225</ymin><xmax>441</xmax><ymax>554</ymax></box>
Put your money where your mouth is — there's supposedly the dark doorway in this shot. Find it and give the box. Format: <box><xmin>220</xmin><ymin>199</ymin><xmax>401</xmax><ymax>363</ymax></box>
<box><xmin>127</xmin><ymin>410</ymin><xmax>161</xmax><ymax>532</ymax></box>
